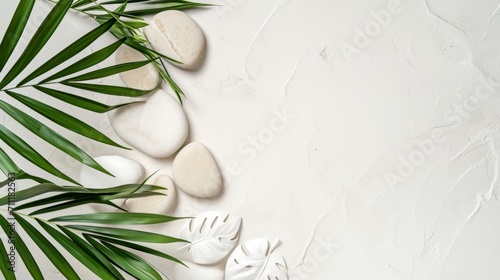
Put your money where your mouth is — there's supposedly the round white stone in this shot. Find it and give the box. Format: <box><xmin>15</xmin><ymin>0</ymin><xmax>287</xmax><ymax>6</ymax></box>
<box><xmin>173</xmin><ymin>142</ymin><xmax>222</xmax><ymax>198</ymax></box>
<box><xmin>115</xmin><ymin>45</ymin><xmax>161</xmax><ymax>90</ymax></box>
<box><xmin>79</xmin><ymin>155</ymin><xmax>144</xmax><ymax>212</ymax></box>
<box><xmin>108</xmin><ymin>89</ymin><xmax>188</xmax><ymax>158</ymax></box>
<box><xmin>144</xmin><ymin>10</ymin><xmax>205</xmax><ymax>70</ymax></box>
<box><xmin>123</xmin><ymin>174</ymin><xmax>176</xmax><ymax>214</ymax></box>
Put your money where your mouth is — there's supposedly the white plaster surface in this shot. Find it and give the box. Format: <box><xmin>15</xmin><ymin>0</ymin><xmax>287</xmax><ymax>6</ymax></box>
<box><xmin>1</xmin><ymin>0</ymin><xmax>500</xmax><ymax>279</ymax></box>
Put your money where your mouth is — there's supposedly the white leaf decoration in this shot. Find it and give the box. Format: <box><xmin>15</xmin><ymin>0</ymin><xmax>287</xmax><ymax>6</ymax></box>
<box><xmin>225</xmin><ymin>239</ymin><xmax>288</xmax><ymax>280</ymax></box>
<box><xmin>178</xmin><ymin>211</ymin><xmax>242</xmax><ymax>264</ymax></box>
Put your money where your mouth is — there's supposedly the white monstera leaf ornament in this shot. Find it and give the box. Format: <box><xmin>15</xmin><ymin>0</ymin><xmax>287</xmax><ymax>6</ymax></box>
<box><xmin>178</xmin><ymin>211</ymin><xmax>242</xmax><ymax>264</ymax></box>
<box><xmin>225</xmin><ymin>239</ymin><xmax>288</xmax><ymax>280</ymax></box>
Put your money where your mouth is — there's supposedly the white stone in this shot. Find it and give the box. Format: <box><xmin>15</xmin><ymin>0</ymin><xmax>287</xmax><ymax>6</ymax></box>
<box><xmin>115</xmin><ymin>45</ymin><xmax>161</xmax><ymax>90</ymax></box>
<box><xmin>79</xmin><ymin>155</ymin><xmax>144</xmax><ymax>212</ymax></box>
<box><xmin>173</xmin><ymin>142</ymin><xmax>222</xmax><ymax>198</ymax></box>
<box><xmin>144</xmin><ymin>10</ymin><xmax>205</xmax><ymax>70</ymax></box>
<box><xmin>123</xmin><ymin>174</ymin><xmax>176</xmax><ymax>214</ymax></box>
<box><xmin>108</xmin><ymin>89</ymin><xmax>188</xmax><ymax>158</ymax></box>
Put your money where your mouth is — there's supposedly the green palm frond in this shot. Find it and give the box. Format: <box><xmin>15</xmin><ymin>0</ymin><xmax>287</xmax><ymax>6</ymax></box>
<box><xmin>0</xmin><ymin>0</ymin><xmax>151</xmax><ymax>184</ymax></box>
<box><xmin>0</xmin><ymin>0</ymin><xmax>209</xmax><ymax>185</ymax></box>
<box><xmin>0</xmin><ymin>180</ymin><xmax>190</xmax><ymax>279</ymax></box>
<box><xmin>0</xmin><ymin>0</ymin><xmax>210</xmax><ymax>278</ymax></box>
<box><xmin>0</xmin><ymin>148</ymin><xmax>50</xmax><ymax>186</ymax></box>
<box><xmin>59</xmin><ymin>0</ymin><xmax>213</xmax><ymax>104</ymax></box>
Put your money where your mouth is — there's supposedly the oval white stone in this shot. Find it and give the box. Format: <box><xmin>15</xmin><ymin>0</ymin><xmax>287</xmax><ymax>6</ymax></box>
<box><xmin>115</xmin><ymin>45</ymin><xmax>161</xmax><ymax>90</ymax></box>
<box><xmin>79</xmin><ymin>155</ymin><xmax>144</xmax><ymax>212</ymax></box>
<box><xmin>108</xmin><ymin>89</ymin><xmax>188</xmax><ymax>158</ymax></box>
<box><xmin>173</xmin><ymin>142</ymin><xmax>222</xmax><ymax>198</ymax></box>
<box><xmin>123</xmin><ymin>174</ymin><xmax>176</xmax><ymax>214</ymax></box>
<box><xmin>144</xmin><ymin>10</ymin><xmax>205</xmax><ymax>70</ymax></box>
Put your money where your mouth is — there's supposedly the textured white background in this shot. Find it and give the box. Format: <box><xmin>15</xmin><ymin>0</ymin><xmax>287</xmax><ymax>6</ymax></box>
<box><xmin>2</xmin><ymin>0</ymin><xmax>500</xmax><ymax>279</ymax></box>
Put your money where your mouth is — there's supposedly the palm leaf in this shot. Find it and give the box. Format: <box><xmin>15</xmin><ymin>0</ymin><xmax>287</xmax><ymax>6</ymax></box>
<box><xmin>73</xmin><ymin>0</ymin><xmax>196</xmax><ymax>103</ymax></box>
<box><xmin>124</xmin><ymin>3</ymin><xmax>213</xmax><ymax>16</ymax></box>
<box><xmin>0</xmin><ymin>150</ymin><xmax>52</xmax><ymax>185</ymax></box>
<box><xmin>96</xmin><ymin>2</ymin><xmax>128</xmax><ymax>22</ymax></box>
<box><xmin>0</xmin><ymin>1</ymin><xmax>138</xmax><ymax>187</ymax></box>
<box><xmin>88</xmin><ymin>234</ymin><xmax>187</xmax><ymax>267</ymax></box>
<box><xmin>0</xmin><ymin>0</ymin><xmax>210</xmax><ymax>277</ymax></box>
<box><xmin>91</xmin><ymin>190</ymin><xmax>166</xmax><ymax>202</ymax></box>
<box><xmin>40</xmin><ymin>38</ymin><xmax>126</xmax><ymax>83</ymax></box>
<box><xmin>156</xmin><ymin>58</ymin><xmax>185</xmax><ymax>103</ymax></box>
<box><xmin>98</xmin><ymin>0</ymin><xmax>169</xmax><ymax>5</ymax></box>
<box><xmin>0</xmin><ymin>183</ymin><xmax>165</xmax><ymax>205</ymax></box>
<box><xmin>86</xmin><ymin>183</ymin><xmax>165</xmax><ymax>194</ymax></box>
<box><xmin>62</xmin><ymin>82</ymin><xmax>153</xmax><ymax>96</ymax></box>
<box><xmin>17</xmin><ymin>173</ymin><xmax>51</xmax><ymax>184</ymax></box>
<box><xmin>59</xmin><ymin>226</ymin><xmax>125</xmax><ymax>280</ymax></box>
<box><xmin>13</xmin><ymin>213</ymin><xmax>80</xmax><ymax>279</ymax></box>
<box><xmin>0</xmin><ymin>237</ymin><xmax>15</xmax><ymax>280</ymax></box>
<box><xmin>34</xmin><ymin>85</ymin><xmax>143</xmax><ymax>113</ymax></box>
<box><xmin>64</xmin><ymin>59</ymin><xmax>153</xmax><ymax>82</ymax></box>
<box><xmin>101</xmin><ymin>0</ymin><xmax>202</xmax><ymax>4</ymax></box>
<box><xmin>9</xmin><ymin>182</ymin><xmax>165</xmax><ymax>214</ymax></box>
<box><xmin>28</xmin><ymin>198</ymin><xmax>126</xmax><ymax>215</ymax></box>
<box><xmin>0</xmin><ymin>0</ymin><xmax>72</xmax><ymax>89</ymax></box>
<box><xmin>127</xmin><ymin>40</ymin><xmax>182</xmax><ymax>63</ymax></box>
<box><xmin>0</xmin><ymin>184</ymin><xmax>87</xmax><ymax>205</ymax></box>
<box><xmin>0</xmin><ymin>0</ymin><xmax>35</xmax><ymax>73</ymax></box>
<box><xmin>71</xmin><ymin>0</ymin><xmax>93</xmax><ymax>8</ymax></box>
<box><xmin>84</xmin><ymin>1</ymin><xmax>213</xmax><ymax>17</ymax></box>
<box><xmin>0</xmin><ymin>124</ymin><xmax>79</xmax><ymax>185</ymax></box>
<box><xmin>36</xmin><ymin>218</ymin><xmax>119</xmax><ymax>279</ymax></box>
<box><xmin>84</xmin><ymin>235</ymin><xmax>161</xmax><ymax>280</ymax></box>
<box><xmin>6</xmin><ymin>90</ymin><xmax>128</xmax><ymax>149</ymax></box>
<box><xmin>0</xmin><ymin>99</ymin><xmax>112</xmax><ymax>176</ymax></box>
<box><xmin>101</xmin><ymin>240</ymin><xmax>163</xmax><ymax>280</ymax></box>
<box><xmin>0</xmin><ymin>148</ymin><xmax>21</xmax><ymax>176</ymax></box>
<box><xmin>18</xmin><ymin>17</ymin><xmax>117</xmax><ymax>85</ymax></box>
<box><xmin>0</xmin><ymin>215</ymin><xmax>43</xmax><ymax>280</ymax></box>
<box><xmin>14</xmin><ymin>192</ymin><xmax>85</xmax><ymax>212</ymax></box>
<box><xmin>66</xmin><ymin>225</ymin><xmax>189</xmax><ymax>243</ymax></box>
<box><xmin>14</xmin><ymin>191</ymin><xmax>159</xmax><ymax>213</ymax></box>
<box><xmin>92</xmin><ymin>3</ymin><xmax>150</xmax><ymax>30</ymax></box>
<box><xmin>0</xmin><ymin>188</ymin><xmax>153</xmax><ymax>214</ymax></box>
<box><xmin>0</xmin><ymin>180</ymin><xmax>9</xmax><ymax>188</ymax></box>
<box><xmin>51</xmin><ymin>212</ymin><xmax>187</xmax><ymax>224</ymax></box>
